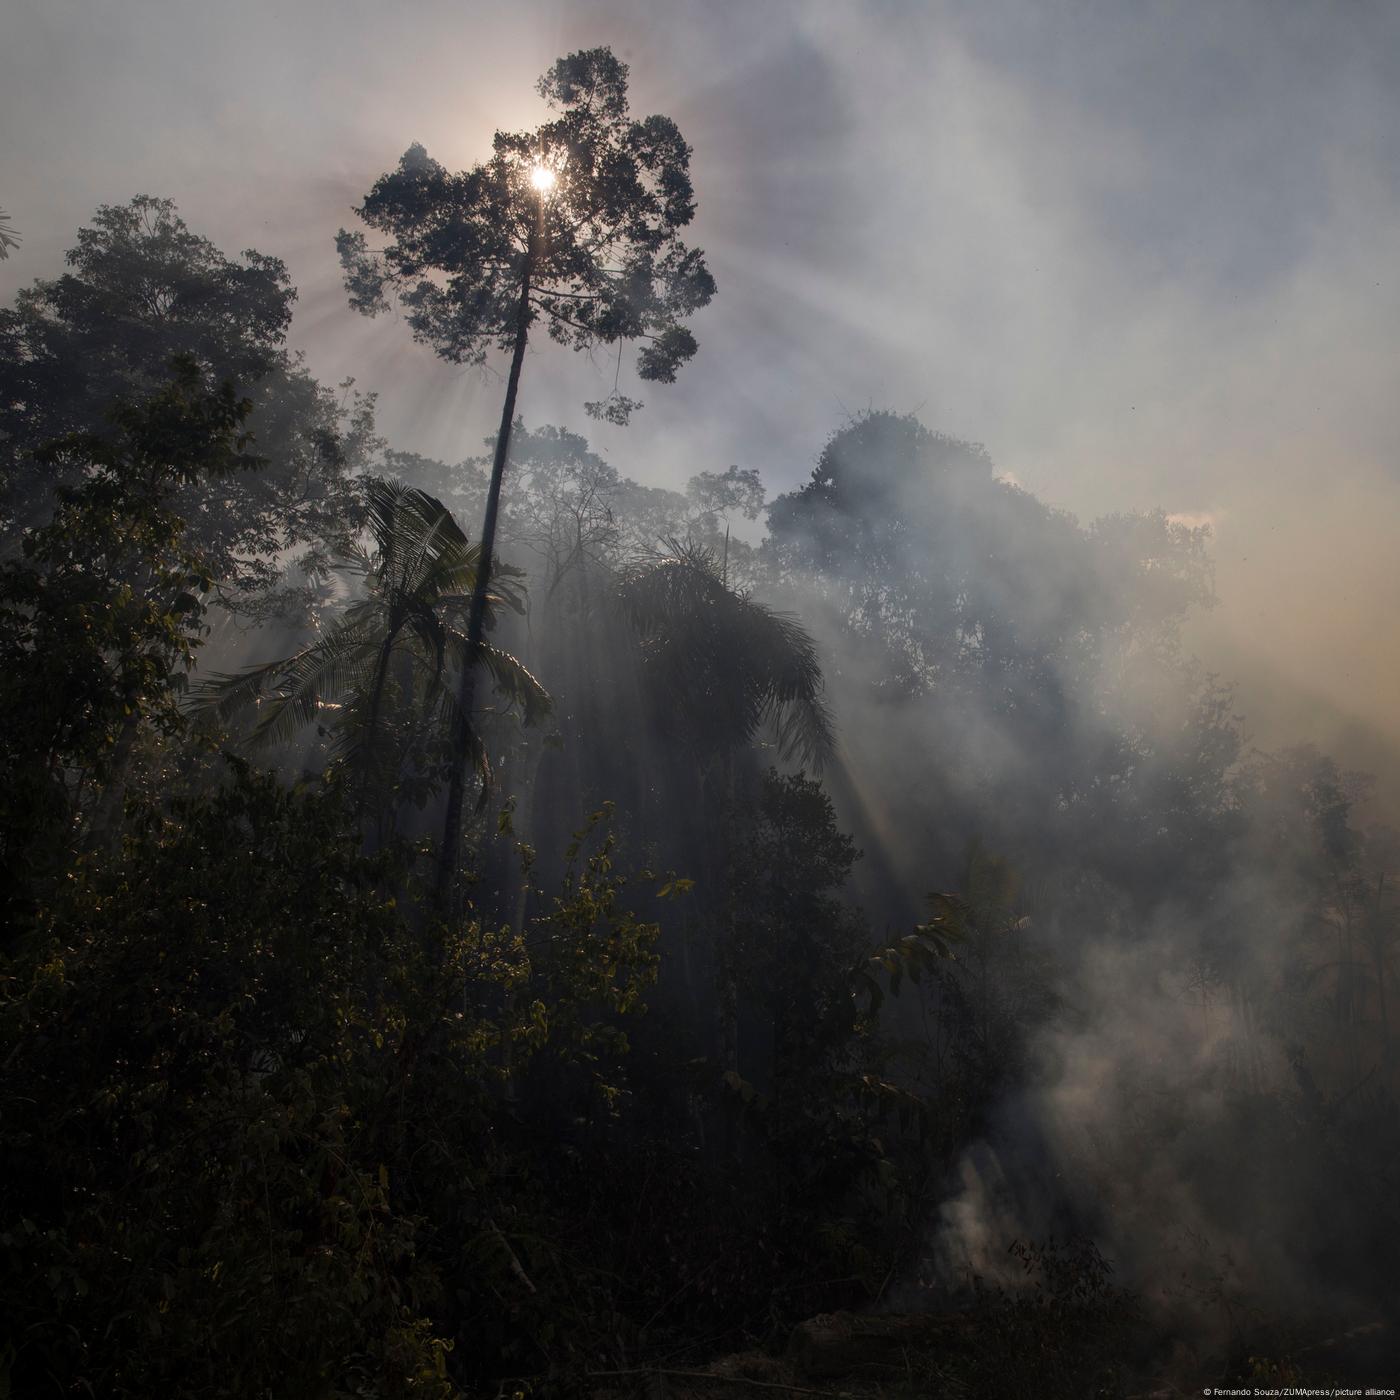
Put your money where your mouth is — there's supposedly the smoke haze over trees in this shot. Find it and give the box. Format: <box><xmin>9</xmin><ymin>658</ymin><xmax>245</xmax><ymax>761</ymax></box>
<box><xmin>3</xmin><ymin>13</ymin><xmax>1399</xmax><ymax>1399</ymax></box>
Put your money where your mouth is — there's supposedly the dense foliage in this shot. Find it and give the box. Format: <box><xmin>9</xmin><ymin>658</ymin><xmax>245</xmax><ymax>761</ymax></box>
<box><xmin>0</xmin><ymin>196</ymin><xmax>374</xmax><ymax>613</ymax></box>
<box><xmin>2</xmin><ymin>43</ymin><xmax>1396</xmax><ymax>1400</ymax></box>
<box><xmin>336</xmin><ymin>49</ymin><xmax>714</xmax><ymax>421</ymax></box>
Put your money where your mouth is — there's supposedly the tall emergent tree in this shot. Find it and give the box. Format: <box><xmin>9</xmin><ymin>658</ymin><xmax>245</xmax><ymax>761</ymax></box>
<box><xmin>337</xmin><ymin>46</ymin><xmax>716</xmax><ymax>911</ymax></box>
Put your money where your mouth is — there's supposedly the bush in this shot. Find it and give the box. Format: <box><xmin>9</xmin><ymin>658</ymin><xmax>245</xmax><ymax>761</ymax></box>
<box><xmin>0</xmin><ymin>765</ymin><xmax>659</xmax><ymax>1398</ymax></box>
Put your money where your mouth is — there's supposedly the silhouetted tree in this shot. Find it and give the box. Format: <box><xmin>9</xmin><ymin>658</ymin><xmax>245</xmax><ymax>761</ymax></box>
<box><xmin>765</xmin><ymin>409</ymin><xmax>1233</xmax><ymax>907</ymax></box>
<box><xmin>200</xmin><ymin>478</ymin><xmax>548</xmax><ymax>838</ymax></box>
<box><xmin>620</xmin><ymin>543</ymin><xmax>834</xmax><ymax>1082</ymax></box>
<box><xmin>336</xmin><ymin>46</ymin><xmax>715</xmax><ymax>910</ymax></box>
<box><xmin>620</xmin><ymin>543</ymin><xmax>833</xmax><ymax>774</ymax></box>
<box><xmin>728</xmin><ymin>770</ymin><xmax>863</xmax><ymax>1107</ymax></box>
<box><xmin>0</xmin><ymin>358</ymin><xmax>258</xmax><ymax>916</ymax></box>
<box><xmin>0</xmin><ymin>197</ymin><xmax>374</xmax><ymax>609</ymax></box>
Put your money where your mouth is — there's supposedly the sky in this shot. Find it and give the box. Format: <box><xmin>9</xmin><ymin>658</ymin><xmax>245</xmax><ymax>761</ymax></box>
<box><xmin>4</xmin><ymin>0</ymin><xmax>1400</xmax><ymax>805</ymax></box>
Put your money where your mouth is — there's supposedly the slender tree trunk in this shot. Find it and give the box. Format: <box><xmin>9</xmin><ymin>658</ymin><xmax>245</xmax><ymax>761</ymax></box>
<box><xmin>434</xmin><ymin>253</ymin><xmax>534</xmax><ymax>915</ymax></box>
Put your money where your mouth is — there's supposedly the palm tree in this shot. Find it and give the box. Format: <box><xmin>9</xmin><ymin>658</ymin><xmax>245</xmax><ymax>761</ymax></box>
<box><xmin>198</xmin><ymin>478</ymin><xmax>549</xmax><ymax>834</ymax></box>
<box><xmin>618</xmin><ymin>542</ymin><xmax>834</xmax><ymax>774</ymax></box>
<box><xmin>619</xmin><ymin>543</ymin><xmax>835</xmax><ymax>1102</ymax></box>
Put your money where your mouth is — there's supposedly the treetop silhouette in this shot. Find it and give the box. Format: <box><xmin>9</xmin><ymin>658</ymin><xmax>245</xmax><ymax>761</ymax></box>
<box><xmin>337</xmin><ymin>45</ymin><xmax>716</xmax><ymax>912</ymax></box>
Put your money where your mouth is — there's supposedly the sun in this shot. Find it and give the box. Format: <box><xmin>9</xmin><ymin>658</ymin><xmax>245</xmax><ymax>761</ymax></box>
<box><xmin>529</xmin><ymin>164</ymin><xmax>556</xmax><ymax>194</ymax></box>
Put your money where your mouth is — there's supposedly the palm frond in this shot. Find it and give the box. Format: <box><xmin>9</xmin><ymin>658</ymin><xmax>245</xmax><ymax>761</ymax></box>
<box><xmin>0</xmin><ymin>208</ymin><xmax>19</xmax><ymax>260</ymax></box>
<box><xmin>618</xmin><ymin>544</ymin><xmax>835</xmax><ymax>766</ymax></box>
<box><xmin>432</xmin><ymin>681</ymin><xmax>497</xmax><ymax>810</ymax></box>
<box><xmin>249</xmin><ymin>632</ymin><xmax>383</xmax><ymax>747</ymax></box>
<box><xmin>192</xmin><ymin>655</ymin><xmax>301</xmax><ymax>727</ymax></box>
<box><xmin>402</xmin><ymin>599</ymin><xmax>449</xmax><ymax>687</ymax></box>
<box><xmin>765</xmin><ymin>689</ymin><xmax>836</xmax><ymax>770</ymax></box>
<box><xmin>376</xmin><ymin>479</ymin><xmax>468</xmax><ymax>597</ymax></box>
<box><xmin>191</xmin><ymin>620</ymin><xmax>382</xmax><ymax>747</ymax></box>
<box><xmin>478</xmin><ymin>643</ymin><xmax>552</xmax><ymax>726</ymax></box>
<box><xmin>443</xmin><ymin>628</ymin><xmax>553</xmax><ymax>727</ymax></box>
<box><xmin>750</xmin><ymin>607</ymin><xmax>835</xmax><ymax>768</ymax></box>
<box><xmin>191</xmin><ymin>472</ymin><xmax>543</xmax><ymax>825</ymax></box>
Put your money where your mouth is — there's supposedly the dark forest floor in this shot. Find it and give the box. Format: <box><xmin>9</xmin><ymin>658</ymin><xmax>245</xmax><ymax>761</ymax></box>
<box><xmin>586</xmin><ymin>1308</ymin><xmax>1395</xmax><ymax>1400</ymax></box>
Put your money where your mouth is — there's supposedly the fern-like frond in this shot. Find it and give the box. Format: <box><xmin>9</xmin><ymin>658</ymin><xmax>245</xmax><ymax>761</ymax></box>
<box><xmin>443</xmin><ymin>629</ymin><xmax>552</xmax><ymax>727</ymax></box>
<box><xmin>618</xmin><ymin>544</ymin><xmax>835</xmax><ymax>765</ymax></box>
<box><xmin>0</xmin><ymin>208</ymin><xmax>19</xmax><ymax>259</ymax></box>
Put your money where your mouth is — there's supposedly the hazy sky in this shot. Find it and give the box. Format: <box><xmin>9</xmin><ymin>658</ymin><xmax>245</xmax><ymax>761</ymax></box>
<box><xmin>4</xmin><ymin>0</ymin><xmax>1400</xmax><ymax>800</ymax></box>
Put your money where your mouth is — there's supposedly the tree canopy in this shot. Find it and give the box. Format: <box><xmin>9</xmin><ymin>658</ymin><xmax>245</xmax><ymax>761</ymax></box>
<box><xmin>0</xmin><ymin>197</ymin><xmax>372</xmax><ymax>609</ymax></box>
<box><xmin>336</xmin><ymin>47</ymin><xmax>715</xmax><ymax>425</ymax></box>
